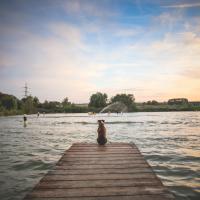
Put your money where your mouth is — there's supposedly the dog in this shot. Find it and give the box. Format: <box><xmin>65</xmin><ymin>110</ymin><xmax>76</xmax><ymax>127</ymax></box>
<box><xmin>97</xmin><ymin>120</ymin><xmax>107</xmax><ymax>145</ymax></box>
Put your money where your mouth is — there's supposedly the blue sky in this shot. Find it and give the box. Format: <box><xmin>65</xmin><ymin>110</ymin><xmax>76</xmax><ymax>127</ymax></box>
<box><xmin>0</xmin><ymin>0</ymin><xmax>200</xmax><ymax>102</ymax></box>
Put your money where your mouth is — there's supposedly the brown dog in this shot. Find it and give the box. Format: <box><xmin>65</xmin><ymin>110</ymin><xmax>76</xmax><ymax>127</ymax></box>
<box><xmin>97</xmin><ymin>120</ymin><xmax>107</xmax><ymax>145</ymax></box>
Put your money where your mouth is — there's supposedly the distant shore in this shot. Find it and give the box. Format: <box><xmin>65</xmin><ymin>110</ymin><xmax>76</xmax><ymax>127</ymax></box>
<box><xmin>1</xmin><ymin>91</ymin><xmax>200</xmax><ymax>116</ymax></box>
<box><xmin>1</xmin><ymin>103</ymin><xmax>200</xmax><ymax>116</ymax></box>
<box><xmin>135</xmin><ymin>102</ymin><xmax>200</xmax><ymax>112</ymax></box>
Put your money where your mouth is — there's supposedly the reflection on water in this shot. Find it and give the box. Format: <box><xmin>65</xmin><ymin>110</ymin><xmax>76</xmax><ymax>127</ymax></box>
<box><xmin>0</xmin><ymin>112</ymin><xmax>200</xmax><ymax>200</ymax></box>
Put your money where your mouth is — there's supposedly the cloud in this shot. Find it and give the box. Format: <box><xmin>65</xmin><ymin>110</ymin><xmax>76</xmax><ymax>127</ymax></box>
<box><xmin>181</xmin><ymin>69</ymin><xmax>200</xmax><ymax>79</ymax></box>
<box><xmin>163</xmin><ymin>2</ymin><xmax>200</xmax><ymax>8</ymax></box>
<box><xmin>115</xmin><ymin>28</ymin><xmax>141</xmax><ymax>37</ymax></box>
<box><xmin>0</xmin><ymin>20</ymin><xmax>111</xmax><ymax>102</ymax></box>
<box><xmin>49</xmin><ymin>23</ymin><xmax>87</xmax><ymax>50</ymax></box>
<box><xmin>0</xmin><ymin>52</ymin><xmax>14</xmax><ymax>69</ymax></box>
<box><xmin>111</xmin><ymin>12</ymin><xmax>200</xmax><ymax>101</ymax></box>
<box><xmin>63</xmin><ymin>0</ymin><xmax>116</xmax><ymax>18</ymax></box>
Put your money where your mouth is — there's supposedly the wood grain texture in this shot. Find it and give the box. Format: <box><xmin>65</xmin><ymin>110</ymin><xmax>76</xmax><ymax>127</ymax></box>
<box><xmin>36</xmin><ymin>179</ymin><xmax>162</xmax><ymax>189</ymax></box>
<box><xmin>24</xmin><ymin>143</ymin><xmax>175</xmax><ymax>200</ymax></box>
<box><xmin>48</xmin><ymin>168</ymin><xmax>153</xmax><ymax>175</ymax></box>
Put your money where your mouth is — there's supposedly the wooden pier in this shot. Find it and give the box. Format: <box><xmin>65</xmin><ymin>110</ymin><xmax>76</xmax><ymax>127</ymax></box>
<box><xmin>24</xmin><ymin>143</ymin><xmax>175</xmax><ymax>200</ymax></box>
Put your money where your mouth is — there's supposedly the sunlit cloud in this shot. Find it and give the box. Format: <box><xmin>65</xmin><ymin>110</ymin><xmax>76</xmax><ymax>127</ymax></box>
<box><xmin>181</xmin><ymin>69</ymin><xmax>200</xmax><ymax>79</ymax></box>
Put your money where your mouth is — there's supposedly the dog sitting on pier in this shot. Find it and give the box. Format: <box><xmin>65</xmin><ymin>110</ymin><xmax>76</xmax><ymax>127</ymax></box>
<box><xmin>97</xmin><ymin>120</ymin><xmax>107</xmax><ymax>145</ymax></box>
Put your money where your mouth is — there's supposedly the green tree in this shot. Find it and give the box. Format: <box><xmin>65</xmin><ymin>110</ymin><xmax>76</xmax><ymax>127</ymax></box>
<box><xmin>146</xmin><ymin>100</ymin><xmax>159</xmax><ymax>105</ymax></box>
<box><xmin>21</xmin><ymin>96</ymin><xmax>36</xmax><ymax>113</ymax></box>
<box><xmin>151</xmin><ymin>100</ymin><xmax>158</xmax><ymax>105</ymax></box>
<box><xmin>62</xmin><ymin>97</ymin><xmax>71</xmax><ymax>107</ymax></box>
<box><xmin>0</xmin><ymin>101</ymin><xmax>4</xmax><ymax>112</ymax></box>
<box><xmin>42</xmin><ymin>100</ymin><xmax>61</xmax><ymax>110</ymax></box>
<box><xmin>89</xmin><ymin>92</ymin><xmax>108</xmax><ymax>108</ymax></box>
<box><xmin>43</xmin><ymin>100</ymin><xmax>49</xmax><ymax>109</ymax></box>
<box><xmin>111</xmin><ymin>93</ymin><xmax>136</xmax><ymax>111</ymax></box>
<box><xmin>48</xmin><ymin>101</ymin><xmax>61</xmax><ymax>109</ymax></box>
<box><xmin>33</xmin><ymin>96</ymin><xmax>40</xmax><ymax>107</ymax></box>
<box><xmin>111</xmin><ymin>94</ymin><xmax>135</xmax><ymax>106</ymax></box>
<box><xmin>1</xmin><ymin>95</ymin><xmax>17</xmax><ymax>110</ymax></box>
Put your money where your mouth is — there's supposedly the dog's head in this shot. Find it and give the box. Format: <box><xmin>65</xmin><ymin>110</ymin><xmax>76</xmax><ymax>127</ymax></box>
<box><xmin>98</xmin><ymin>120</ymin><xmax>105</xmax><ymax>126</ymax></box>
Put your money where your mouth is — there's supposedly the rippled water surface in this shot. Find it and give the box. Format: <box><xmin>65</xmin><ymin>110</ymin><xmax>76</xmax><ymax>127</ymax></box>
<box><xmin>0</xmin><ymin>112</ymin><xmax>200</xmax><ymax>200</ymax></box>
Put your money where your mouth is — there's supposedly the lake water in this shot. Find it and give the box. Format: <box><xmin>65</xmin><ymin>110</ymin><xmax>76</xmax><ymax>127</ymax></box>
<box><xmin>0</xmin><ymin>112</ymin><xmax>200</xmax><ymax>200</ymax></box>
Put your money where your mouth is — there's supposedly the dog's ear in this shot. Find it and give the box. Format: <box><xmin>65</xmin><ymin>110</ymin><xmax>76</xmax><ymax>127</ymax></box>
<box><xmin>102</xmin><ymin>120</ymin><xmax>105</xmax><ymax>123</ymax></box>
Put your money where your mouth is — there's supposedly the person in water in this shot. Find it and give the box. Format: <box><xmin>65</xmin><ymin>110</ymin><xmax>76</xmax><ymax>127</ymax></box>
<box><xmin>97</xmin><ymin>120</ymin><xmax>107</xmax><ymax>145</ymax></box>
<box><xmin>23</xmin><ymin>114</ymin><xmax>27</xmax><ymax>127</ymax></box>
<box><xmin>23</xmin><ymin>114</ymin><xmax>27</xmax><ymax>122</ymax></box>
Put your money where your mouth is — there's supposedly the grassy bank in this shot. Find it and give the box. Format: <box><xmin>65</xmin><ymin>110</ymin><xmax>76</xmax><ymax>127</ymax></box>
<box><xmin>135</xmin><ymin>103</ymin><xmax>200</xmax><ymax>112</ymax></box>
<box><xmin>1</xmin><ymin>103</ymin><xmax>200</xmax><ymax>117</ymax></box>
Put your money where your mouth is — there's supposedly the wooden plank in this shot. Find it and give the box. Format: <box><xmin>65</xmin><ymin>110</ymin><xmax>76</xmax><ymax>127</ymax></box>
<box><xmin>42</xmin><ymin>173</ymin><xmax>157</xmax><ymax>181</ymax></box>
<box><xmin>68</xmin><ymin>144</ymin><xmax>139</xmax><ymax>151</ymax></box>
<box><xmin>48</xmin><ymin>168</ymin><xmax>153</xmax><ymax>175</ymax></box>
<box><xmin>69</xmin><ymin>147</ymin><xmax>136</xmax><ymax>149</ymax></box>
<box><xmin>69</xmin><ymin>146</ymin><xmax>134</xmax><ymax>149</ymax></box>
<box><xmin>69</xmin><ymin>147</ymin><xmax>138</xmax><ymax>151</ymax></box>
<box><xmin>67</xmin><ymin>149</ymin><xmax>137</xmax><ymax>152</ymax></box>
<box><xmin>25</xmin><ymin>194</ymin><xmax>174</xmax><ymax>200</ymax></box>
<box><xmin>54</xmin><ymin>163</ymin><xmax>150</xmax><ymax>170</ymax></box>
<box><xmin>58</xmin><ymin>160</ymin><xmax>147</xmax><ymax>165</ymax></box>
<box><xmin>63</xmin><ymin>152</ymin><xmax>141</xmax><ymax>155</ymax></box>
<box><xmin>24</xmin><ymin>143</ymin><xmax>174</xmax><ymax>200</ymax></box>
<box><xmin>73</xmin><ymin>143</ymin><xmax>133</xmax><ymax>146</ymax></box>
<box><xmin>66</xmin><ymin>151</ymin><xmax>139</xmax><ymax>154</ymax></box>
<box><xmin>60</xmin><ymin>157</ymin><xmax>145</xmax><ymax>162</ymax></box>
<box><xmin>62</xmin><ymin>154</ymin><xmax>141</xmax><ymax>158</ymax></box>
<box><xmin>37</xmin><ymin>179</ymin><xmax>161</xmax><ymax>189</ymax></box>
<box><xmin>26</xmin><ymin>186</ymin><xmax>170</xmax><ymax>198</ymax></box>
<box><xmin>59</xmin><ymin>156</ymin><xmax>144</xmax><ymax>162</ymax></box>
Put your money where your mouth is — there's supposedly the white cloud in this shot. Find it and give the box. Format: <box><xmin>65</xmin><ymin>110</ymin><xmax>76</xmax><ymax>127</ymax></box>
<box><xmin>115</xmin><ymin>28</ymin><xmax>141</xmax><ymax>37</ymax></box>
<box><xmin>63</xmin><ymin>0</ymin><xmax>116</xmax><ymax>18</ymax></box>
<box><xmin>0</xmin><ymin>21</ymin><xmax>111</xmax><ymax>102</ymax></box>
<box><xmin>163</xmin><ymin>3</ymin><xmax>200</xmax><ymax>8</ymax></box>
<box><xmin>49</xmin><ymin>23</ymin><xmax>87</xmax><ymax>50</ymax></box>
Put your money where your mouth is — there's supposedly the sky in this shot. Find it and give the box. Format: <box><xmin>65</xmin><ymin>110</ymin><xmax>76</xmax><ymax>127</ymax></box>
<box><xmin>0</xmin><ymin>0</ymin><xmax>200</xmax><ymax>103</ymax></box>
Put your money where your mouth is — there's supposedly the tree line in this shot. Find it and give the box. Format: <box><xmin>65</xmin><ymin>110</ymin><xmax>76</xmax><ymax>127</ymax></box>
<box><xmin>0</xmin><ymin>91</ymin><xmax>136</xmax><ymax>116</ymax></box>
<box><xmin>89</xmin><ymin>92</ymin><xmax>136</xmax><ymax>112</ymax></box>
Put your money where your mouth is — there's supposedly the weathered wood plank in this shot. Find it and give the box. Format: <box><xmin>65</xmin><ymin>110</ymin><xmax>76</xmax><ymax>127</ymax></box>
<box><xmin>63</xmin><ymin>154</ymin><xmax>141</xmax><ymax>158</ymax></box>
<box><xmin>42</xmin><ymin>173</ymin><xmax>157</xmax><ymax>181</ymax></box>
<box><xmin>60</xmin><ymin>157</ymin><xmax>145</xmax><ymax>162</ymax></box>
<box><xmin>67</xmin><ymin>145</ymin><xmax>138</xmax><ymax>151</ymax></box>
<box><xmin>25</xmin><ymin>193</ymin><xmax>174</xmax><ymax>200</ymax></box>
<box><xmin>64</xmin><ymin>152</ymin><xmax>141</xmax><ymax>155</ymax></box>
<box><xmin>70</xmin><ymin>146</ymin><xmax>134</xmax><ymax>149</ymax></box>
<box><xmin>67</xmin><ymin>149</ymin><xmax>137</xmax><ymax>152</ymax></box>
<box><xmin>37</xmin><ymin>179</ymin><xmax>162</xmax><ymax>189</ymax></box>
<box><xmin>69</xmin><ymin>148</ymin><xmax>138</xmax><ymax>151</ymax></box>
<box><xmin>26</xmin><ymin>186</ymin><xmax>170</xmax><ymax>198</ymax></box>
<box><xmin>72</xmin><ymin>144</ymin><xmax>136</xmax><ymax>148</ymax></box>
<box><xmin>73</xmin><ymin>143</ymin><xmax>133</xmax><ymax>146</ymax></box>
<box><xmin>24</xmin><ymin>143</ymin><xmax>174</xmax><ymax>200</ymax></box>
<box><xmin>48</xmin><ymin>168</ymin><xmax>153</xmax><ymax>175</ymax></box>
<box><xmin>58</xmin><ymin>160</ymin><xmax>147</xmax><ymax>165</ymax></box>
<box><xmin>54</xmin><ymin>163</ymin><xmax>150</xmax><ymax>170</ymax></box>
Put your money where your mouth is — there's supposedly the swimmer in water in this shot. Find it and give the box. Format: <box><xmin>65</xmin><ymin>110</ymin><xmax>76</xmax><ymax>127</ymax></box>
<box><xmin>23</xmin><ymin>114</ymin><xmax>27</xmax><ymax>127</ymax></box>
